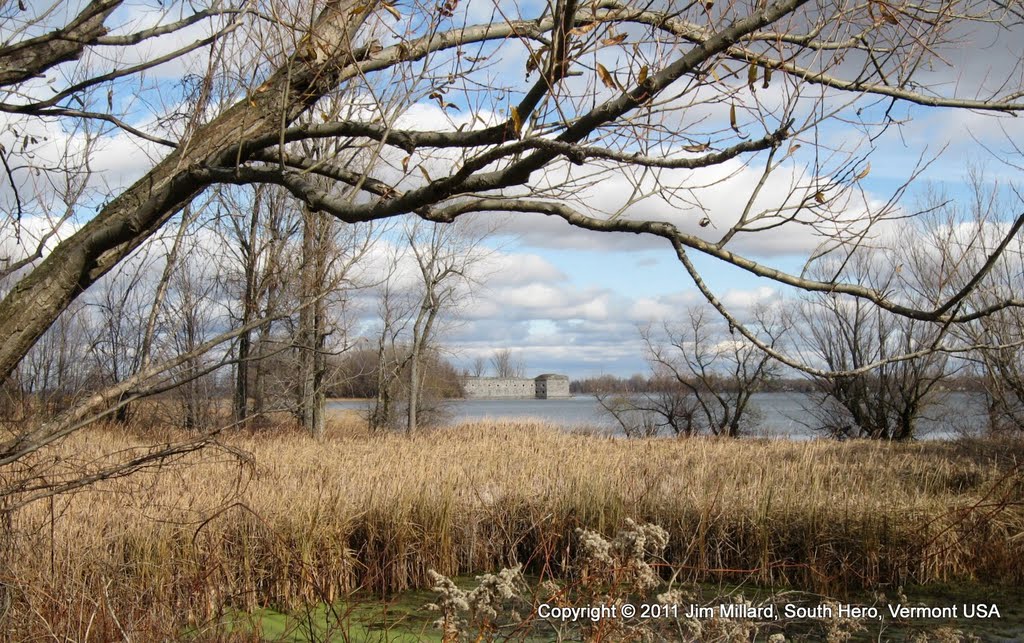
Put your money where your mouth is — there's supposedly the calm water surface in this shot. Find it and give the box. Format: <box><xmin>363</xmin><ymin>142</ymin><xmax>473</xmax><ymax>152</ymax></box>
<box><xmin>330</xmin><ymin>392</ymin><xmax>989</xmax><ymax>439</ymax></box>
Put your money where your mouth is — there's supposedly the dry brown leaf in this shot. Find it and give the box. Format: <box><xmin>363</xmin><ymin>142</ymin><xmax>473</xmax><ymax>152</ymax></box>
<box><xmin>877</xmin><ymin>1</ymin><xmax>899</xmax><ymax>23</ymax></box>
<box><xmin>683</xmin><ymin>143</ymin><xmax>710</xmax><ymax>153</ymax></box>
<box><xmin>637</xmin><ymin>65</ymin><xmax>649</xmax><ymax>85</ymax></box>
<box><xmin>747</xmin><ymin>62</ymin><xmax>758</xmax><ymax>91</ymax></box>
<box><xmin>814</xmin><ymin>191</ymin><xmax>826</xmax><ymax>204</ymax></box>
<box><xmin>568</xmin><ymin>22</ymin><xmax>597</xmax><ymax>36</ymax></box>
<box><xmin>602</xmin><ymin>33</ymin><xmax>627</xmax><ymax>46</ymax></box>
<box><xmin>510</xmin><ymin>106</ymin><xmax>523</xmax><ymax>137</ymax></box>
<box><xmin>855</xmin><ymin>163</ymin><xmax>871</xmax><ymax>180</ymax></box>
<box><xmin>729</xmin><ymin>103</ymin><xmax>738</xmax><ymax>132</ymax></box>
<box><xmin>596</xmin><ymin>63</ymin><xmax>617</xmax><ymax>90</ymax></box>
<box><xmin>525</xmin><ymin>46</ymin><xmax>547</xmax><ymax>76</ymax></box>
<box><xmin>382</xmin><ymin>2</ymin><xmax>401</xmax><ymax>19</ymax></box>
<box><xmin>419</xmin><ymin>165</ymin><xmax>432</xmax><ymax>183</ymax></box>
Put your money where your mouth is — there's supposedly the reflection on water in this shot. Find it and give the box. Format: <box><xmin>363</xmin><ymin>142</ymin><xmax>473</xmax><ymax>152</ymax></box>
<box><xmin>329</xmin><ymin>392</ymin><xmax>989</xmax><ymax>439</ymax></box>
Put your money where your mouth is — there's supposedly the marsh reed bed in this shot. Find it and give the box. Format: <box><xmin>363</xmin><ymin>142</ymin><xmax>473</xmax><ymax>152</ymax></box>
<box><xmin>3</xmin><ymin>420</ymin><xmax>1022</xmax><ymax>639</ymax></box>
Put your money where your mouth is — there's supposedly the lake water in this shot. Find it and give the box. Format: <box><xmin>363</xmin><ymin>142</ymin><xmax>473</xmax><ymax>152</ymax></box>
<box><xmin>330</xmin><ymin>392</ymin><xmax>990</xmax><ymax>439</ymax></box>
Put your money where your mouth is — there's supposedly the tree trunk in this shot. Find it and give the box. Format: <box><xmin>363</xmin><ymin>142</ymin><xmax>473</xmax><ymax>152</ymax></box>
<box><xmin>233</xmin><ymin>328</ymin><xmax>251</xmax><ymax>424</ymax></box>
<box><xmin>407</xmin><ymin>303</ymin><xmax>439</xmax><ymax>434</ymax></box>
<box><xmin>233</xmin><ymin>197</ymin><xmax>263</xmax><ymax>427</ymax></box>
<box><xmin>407</xmin><ymin>349</ymin><xmax>419</xmax><ymax>434</ymax></box>
<box><xmin>252</xmin><ymin>323</ymin><xmax>268</xmax><ymax>419</ymax></box>
<box><xmin>0</xmin><ymin>0</ymin><xmax>375</xmax><ymax>382</ymax></box>
<box><xmin>296</xmin><ymin>208</ymin><xmax>328</xmax><ymax>439</ymax></box>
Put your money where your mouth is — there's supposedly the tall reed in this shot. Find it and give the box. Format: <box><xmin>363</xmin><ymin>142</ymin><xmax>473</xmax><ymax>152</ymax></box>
<box><xmin>3</xmin><ymin>420</ymin><xmax>1022</xmax><ymax>639</ymax></box>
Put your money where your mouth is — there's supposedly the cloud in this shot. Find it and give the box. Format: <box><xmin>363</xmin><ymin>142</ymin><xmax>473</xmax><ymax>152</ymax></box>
<box><xmin>0</xmin><ymin>109</ymin><xmax>167</xmax><ymax>218</ymax></box>
<box><xmin>438</xmin><ymin>264</ymin><xmax>788</xmax><ymax>377</ymax></box>
<box><xmin>14</xmin><ymin>0</ymin><xmax>1019</xmax><ymax>382</ymax></box>
<box><xmin>483</xmin><ymin>251</ymin><xmax>566</xmax><ymax>286</ymax></box>
<box><xmin>382</xmin><ymin>98</ymin><xmax>904</xmax><ymax>265</ymax></box>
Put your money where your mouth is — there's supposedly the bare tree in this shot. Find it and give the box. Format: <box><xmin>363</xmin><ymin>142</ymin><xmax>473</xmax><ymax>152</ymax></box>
<box><xmin>404</xmin><ymin>218</ymin><xmax>489</xmax><ymax>432</ymax></box>
<box><xmin>490</xmin><ymin>349</ymin><xmax>524</xmax><ymax>379</ymax></box>
<box><xmin>901</xmin><ymin>175</ymin><xmax>1024</xmax><ymax>434</ymax></box>
<box><xmin>797</xmin><ymin>250</ymin><xmax>951</xmax><ymax>440</ymax></box>
<box><xmin>293</xmin><ymin>206</ymin><xmax>331</xmax><ymax>436</ymax></box>
<box><xmin>83</xmin><ymin>257</ymin><xmax>151</xmax><ymax>406</ymax></box>
<box><xmin>293</xmin><ymin>206</ymin><xmax>375</xmax><ymax>437</ymax></box>
<box><xmin>3</xmin><ymin>0</ymin><xmax>1024</xmax><ymax>390</ymax></box>
<box><xmin>9</xmin><ymin>300</ymin><xmax>91</xmax><ymax>418</ymax></box>
<box><xmin>640</xmin><ymin>305</ymin><xmax>784</xmax><ymax>437</ymax></box>
<box><xmin>365</xmin><ymin>217</ymin><xmax>488</xmax><ymax>433</ymax></box>
<box><xmin>594</xmin><ymin>374</ymin><xmax>701</xmax><ymax>438</ymax></box>
<box><xmin>368</xmin><ymin>261</ymin><xmax>409</xmax><ymax>433</ymax></box>
<box><xmin>405</xmin><ymin>222</ymin><xmax>454</xmax><ymax>433</ymax></box>
<box><xmin>214</xmin><ymin>176</ymin><xmax>375</xmax><ymax>437</ymax></box>
<box><xmin>163</xmin><ymin>241</ymin><xmax>227</xmax><ymax>430</ymax></box>
<box><xmin>217</xmin><ymin>185</ymin><xmax>296</xmax><ymax>426</ymax></box>
<box><xmin>470</xmin><ymin>356</ymin><xmax>487</xmax><ymax>378</ymax></box>
<box><xmin>2</xmin><ymin>0</ymin><xmax>1024</xmax><ymax>502</ymax></box>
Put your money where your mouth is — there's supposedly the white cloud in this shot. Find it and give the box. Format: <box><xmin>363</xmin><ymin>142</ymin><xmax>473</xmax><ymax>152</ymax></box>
<box><xmin>484</xmin><ymin>251</ymin><xmax>566</xmax><ymax>286</ymax></box>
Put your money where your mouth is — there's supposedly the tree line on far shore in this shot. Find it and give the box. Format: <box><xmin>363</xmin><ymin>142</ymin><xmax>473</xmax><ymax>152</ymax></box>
<box><xmin>10</xmin><ymin>192</ymin><xmax>1024</xmax><ymax>442</ymax></box>
<box><xmin>574</xmin><ymin>188</ymin><xmax>1024</xmax><ymax>440</ymax></box>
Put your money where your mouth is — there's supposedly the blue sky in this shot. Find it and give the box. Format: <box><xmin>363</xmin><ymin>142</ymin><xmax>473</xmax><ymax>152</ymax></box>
<box><xmin>440</xmin><ymin>104</ymin><xmax>1024</xmax><ymax>379</ymax></box>
<box><xmin>4</xmin><ymin>0</ymin><xmax>1024</xmax><ymax>380</ymax></box>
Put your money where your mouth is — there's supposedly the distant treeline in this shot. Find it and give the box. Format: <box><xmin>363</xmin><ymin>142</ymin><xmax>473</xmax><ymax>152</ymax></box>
<box><xmin>570</xmin><ymin>373</ymin><xmax>988</xmax><ymax>395</ymax></box>
<box><xmin>327</xmin><ymin>347</ymin><xmax>464</xmax><ymax>400</ymax></box>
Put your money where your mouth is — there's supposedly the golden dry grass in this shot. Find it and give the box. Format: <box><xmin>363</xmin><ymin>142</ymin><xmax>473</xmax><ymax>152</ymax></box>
<box><xmin>3</xmin><ymin>418</ymin><xmax>1023</xmax><ymax>639</ymax></box>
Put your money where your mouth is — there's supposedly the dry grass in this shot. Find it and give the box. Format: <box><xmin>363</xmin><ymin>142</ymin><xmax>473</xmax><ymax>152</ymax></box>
<box><xmin>3</xmin><ymin>418</ymin><xmax>1023</xmax><ymax>640</ymax></box>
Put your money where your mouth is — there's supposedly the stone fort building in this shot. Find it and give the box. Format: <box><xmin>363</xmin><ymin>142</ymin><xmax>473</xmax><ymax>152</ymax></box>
<box><xmin>462</xmin><ymin>373</ymin><xmax>571</xmax><ymax>399</ymax></box>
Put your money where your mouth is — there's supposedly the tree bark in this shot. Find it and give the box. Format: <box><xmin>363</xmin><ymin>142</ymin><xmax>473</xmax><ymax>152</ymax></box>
<box><xmin>232</xmin><ymin>192</ymin><xmax>263</xmax><ymax>426</ymax></box>
<box><xmin>0</xmin><ymin>0</ymin><xmax>377</xmax><ymax>382</ymax></box>
<box><xmin>0</xmin><ymin>1</ymin><xmax>121</xmax><ymax>86</ymax></box>
<box><xmin>296</xmin><ymin>208</ymin><xmax>328</xmax><ymax>438</ymax></box>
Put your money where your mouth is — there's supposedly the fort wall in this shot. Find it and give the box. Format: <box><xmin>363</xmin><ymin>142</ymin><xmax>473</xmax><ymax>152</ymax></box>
<box><xmin>462</xmin><ymin>374</ymin><xmax>571</xmax><ymax>399</ymax></box>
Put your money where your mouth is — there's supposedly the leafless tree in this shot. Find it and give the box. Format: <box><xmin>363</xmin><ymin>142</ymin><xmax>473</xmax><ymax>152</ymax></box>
<box><xmin>633</xmin><ymin>305</ymin><xmax>783</xmax><ymax>437</ymax></box>
<box><xmin>3</xmin><ymin>0</ymin><xmax>1024</xmax><ymax>389</ymax></box>
<box><xmin>405</xmin><ymin>221</ymin><xmax>459</xmax><ymax>432</ymax></box>
<box><xmin>383</xmin><ymin>218</ymin><xmax>490</xmax><ymax>432</ymax></box>
<box><xmin>1</xmin><ymin>0</ymin><xmax>1024</xmax><ymax>496</ymax></box>
<box><xmin>594</xmin><ymin>374</ymin><xmax>701</xmax><ymax>438</ymax></box>
<box><xmin>165</xmin><ymin>252</ymin><xmax>223</xmax><ymax>430</ymax></box>
<box><xmin>293</xmin><ymin>206</ymin><xmax>375</xmax><ymax>437</ymax></box>
<box><xmin>8</xmin><ymin>300</ymin><xmax>91</xmax><ymax>418</ymax></box>
<box><xmin>470</xmin><ymin>356</ymin><xmax>487</xmax><ymax>378</ymax></box>
<box><xmin>490</xmin><ymin>349</ymin><xmax>524</xmax><ymax>379</ymax></box>
<box><xmin>217</xmin><ymin>185</ymin><xmax>297</xmax><ymax>426</ymax></box>
<box><xmin>368</xmin><ymin>263</ymin><xmax>408</xmax><ymax>433</ymax></box>
<box><xmin>797</xmin><ymin>249</ymin><xmax>952</xmax><ymax>440</ymax></box>
<box><xmin>974</xmin><ymin>328</ymin><xmax>1024</xmax><ymax>433</ymax></box>
<box><xmin>365</xmin><ymin>217</ymin><xmax>488</xmax><ymax>432</ymax></box>
<box><xmin>294</xmin><ymin>206</ymin><xmax>332</xmax><ymax>436</ymax></box>
<box><xmin>902</xmin><ymin>174</ymin><xmax>1024</xmax><ymax>434</ymax></box>
<box><xmin>214</xmin><ymin>177</ymin><xmax>376</xmax><ymax>437</ymax></box>
<box><xmin>83</xmin><ymin>256</ymin><xmax>151</xmax><ymax>406</ymax></box>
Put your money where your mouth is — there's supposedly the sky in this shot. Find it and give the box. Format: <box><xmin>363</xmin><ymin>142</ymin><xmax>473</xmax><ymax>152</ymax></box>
<box><xmin>433</xmin><ymin>108</ymin><xmax>1024</xmax><ymax>377</ymax></box>
<box><xmin>3</xmin><ymin>0</ymin><xmax>1024</xmax><ymax>380</ymax></box>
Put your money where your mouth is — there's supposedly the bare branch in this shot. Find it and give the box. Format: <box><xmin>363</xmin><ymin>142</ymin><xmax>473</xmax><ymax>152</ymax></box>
<box><xmin>0</xmin><ymin>0</ymin><xmax>122</xmax><ymax>86</ymax></box>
